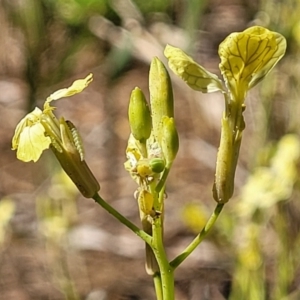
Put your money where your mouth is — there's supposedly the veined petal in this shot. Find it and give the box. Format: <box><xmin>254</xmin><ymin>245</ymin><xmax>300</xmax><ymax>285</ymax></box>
<box><xmin>218</xmin><ymin>26</ymin><xmax>286</xmax><ymax>101</ymax></box>
<box><xmin>45</xmin><ymin>73</ymin><xmax>93</xmax><ymax>104</ymax></box>
<box><xmin>12</xmin><ymin>107</ymin><xmax>43</xmax><ymax>150</ymax></box>
<box><xmin>164</xmin><ymin>44</ymin><xmax>225</xmax><ymax>93</ymax></box>
<box><xmin>16</xmin><ymin>122</ymin><xmax>51</xmax><ymax>162</ymax></box>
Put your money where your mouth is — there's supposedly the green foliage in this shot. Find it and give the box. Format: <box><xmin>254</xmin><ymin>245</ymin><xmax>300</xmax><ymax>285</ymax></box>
<box><xmin>133</xmin><ymin>0</ymin><xmax>171</xmax><ymax>15</ymax></box>
<box><xmin>46</xmin><ymin>0</ymin><xmax>108</xmax><ymax>25</ymax></box>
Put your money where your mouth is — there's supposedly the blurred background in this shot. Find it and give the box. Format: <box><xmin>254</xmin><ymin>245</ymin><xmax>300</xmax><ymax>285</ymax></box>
<box><xmin>1</xmin><ymin>0</ymin><xmax>300</xmax><ymax>299</ymax></box>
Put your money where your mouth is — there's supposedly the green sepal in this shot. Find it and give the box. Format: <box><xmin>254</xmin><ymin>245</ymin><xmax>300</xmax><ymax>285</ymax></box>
<box><xmin>158</xmin><ymin>116</ymin><xmax>179</xmax><ymax>167</ymax></box>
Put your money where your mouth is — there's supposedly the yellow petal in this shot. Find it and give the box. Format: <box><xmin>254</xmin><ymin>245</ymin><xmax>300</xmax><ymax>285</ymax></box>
<box><xmin>219</xmin><ymin>26</ymin><xmax>286</xmax><ymax>101</ymax></box>
<box><xmin>16</xmin><ymin>122</ymin><xmax>51</xmax><ymax>162</ymax></box>
<box><xmin>12</xmin><ymin>107</ymin><xmax>43</xmax><ymax>150</ymax></box>
<box><xmin>46</xmin><ymin>73</ymin><xmax>93</xmax><ymax>103</ymax></box>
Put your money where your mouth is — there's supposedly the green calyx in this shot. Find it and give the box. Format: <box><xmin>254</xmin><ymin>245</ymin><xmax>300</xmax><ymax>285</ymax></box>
<box><xmin>158</xmin><ymin>116</ymin><xmax>179</xmax><ymax>167</ymax></box>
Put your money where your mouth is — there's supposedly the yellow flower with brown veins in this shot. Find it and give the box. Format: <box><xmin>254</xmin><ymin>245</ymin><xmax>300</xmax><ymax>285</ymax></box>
<box><xmin>218</xmin><ymin>26</ymin><xmax>286</xmax><ymax>103</ymax></box>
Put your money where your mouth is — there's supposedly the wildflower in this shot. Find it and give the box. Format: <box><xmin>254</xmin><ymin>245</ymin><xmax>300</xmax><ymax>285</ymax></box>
<box><xmin>12</xmin><ymin>74</ymin><xmax>100</xmax><ymax>198</ymax></box>
<box><xmin>164</xmin><ymin>26</ymin><xmax>286</xmax><ymax>203</ymax></box>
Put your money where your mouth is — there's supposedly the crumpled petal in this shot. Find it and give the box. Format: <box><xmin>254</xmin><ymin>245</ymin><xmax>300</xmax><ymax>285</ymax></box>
<box><xmin>46</xmin><ymin>73</ymin><xmax>93</xmax><ymax>103</ymax></box>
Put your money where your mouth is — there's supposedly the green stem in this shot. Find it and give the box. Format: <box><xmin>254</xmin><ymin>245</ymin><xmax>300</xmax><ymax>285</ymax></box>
<box><xmin>93</xmin><ymin>193</ymin><xmax>152</xmax><ymax>245</ymax></box>
<box><xmin>138</xmin><ymin>140</ymin><xmax>148</xmax><ymax>158</ymax></box>
<box><xmin>152</xmin><ymin>206</ymin><xmax>174</xmax><ymax>300</ymax></box>
<box><xmin>170</xmin><ymin>203</ymin><xmax>224</xmax><ymax>269</ymax></box>
<box><xmin>153</xmin><ymin>273</ymin><xmax>163</xmax><ymax>300</ymax></box>
<box><xmin>156</xmin><ymin>167</ymin><xmax>170</xmax><ymax>194</ymax></box>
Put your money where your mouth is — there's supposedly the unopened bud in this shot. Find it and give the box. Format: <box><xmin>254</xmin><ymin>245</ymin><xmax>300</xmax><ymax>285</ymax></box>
<box><xmin>149</xmin><ymin>57</ymin><xmax>174</xmax><ymax>139</ymax></box>
<box><xmin>128</xmin><ymin>87</ymin><xmax>152</xmax><ymax>143</ymax></box>
<box><xmin>149</xmin><ymin>158</ymin><xmax>165</xmax><ymax>173</ymax></box>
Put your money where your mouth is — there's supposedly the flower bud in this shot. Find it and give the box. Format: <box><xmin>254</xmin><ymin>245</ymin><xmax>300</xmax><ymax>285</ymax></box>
<box><xmin>149</xmin><ymin>57</ymin><xmax>174</xmax><ymax>139</ymax></box>
<box><xmin>128</xmin><ymin>87</ymin><xmax>152</xmax><ymax>143</ymax></box>
<box><xmin>148</xmin><ymin>158</ymin><xmax>165</xmax><ymax>174</ymax></box>
<box><xmin>158</xmin><ymin>116</ymin><xmax>179</xmax><ymax>167</ymax></box>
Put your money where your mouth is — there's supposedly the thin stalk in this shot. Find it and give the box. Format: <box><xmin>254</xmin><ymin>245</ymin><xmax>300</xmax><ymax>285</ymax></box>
<box><xmin>152</xmin><ymin>198</ymin><xmax>174</xmax><ymax>300</ymax></box>
<box><xmin>93</xmin><ymin>193</ymin><xmax>152</xmax><ymax>245</ymax></box>
<box><xmin>156</xmin><ymin>167</ymin><xmax>170</xmax><ymax>194</ymax></box>
<box><xmin>170</xmin><ymin>203</ymin><xmax>224</xmax><ymax>269</ymax></box>
<box><xmin>153</xmin><ymin>273</ymin><xmax>163</xmax><ymax>300</ymax></box>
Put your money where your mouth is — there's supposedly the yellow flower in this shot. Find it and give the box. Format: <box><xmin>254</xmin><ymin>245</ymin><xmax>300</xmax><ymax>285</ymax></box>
<box><xmin>12</xmin><ymin>73</ymin><xmax>99</xmax><ymax>198</ymax></box>
<box><xmin>12</xmin><ymin>107</ymin><xmax>51</xmax><ymax>162</ymax></box>
<box><xmin>12</xmin><ymin>74</ymin><xmax>93</xmax><ymax>162</ymax></box>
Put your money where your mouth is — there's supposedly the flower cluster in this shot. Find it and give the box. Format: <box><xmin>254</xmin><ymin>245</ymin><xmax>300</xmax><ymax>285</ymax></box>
<box><xmin>124</xmin><ymin>57</ymin><xmax>179</xmax><ymax>274</ymax></box>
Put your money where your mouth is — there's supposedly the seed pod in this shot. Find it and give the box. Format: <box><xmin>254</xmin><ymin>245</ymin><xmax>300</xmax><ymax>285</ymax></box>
<box><xmin>158</xmin><ymin>116</ymin><xmax>179</xmax><ymax>167</ymax></box>
<box><xmin>128</xmin><ymin>87</ymin><xmax>152</xmax><ymax>143</ymax></box>
<box><xmin>149</xmin><ymin>57</ymin><xmax>174</xmax><ymax>139</ymax></box>
<box><xmin>212</xmin><ymin>116</ymin><xmax>234</xmax><ymax>203</ymax></box>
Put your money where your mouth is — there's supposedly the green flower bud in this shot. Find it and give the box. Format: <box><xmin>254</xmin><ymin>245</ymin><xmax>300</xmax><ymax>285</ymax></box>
<box><xmin>149</xmin><ymin>158</ymin><xmax>165</xmax><ymax>173</ymax></box>
<box><xmin>128</xmin><ymin>87</ymin><xmax>152</xmax><ymax>143</ymax></box>
<box><xmin>158</xmin><ymin>116</ymin><xmax>179</xmax><ymax>167</ymax></box>
<box><xmin>41</xmin><ymin>115</ymin><xmax>100</xmax><ymax>198</ymax></box>
<box><xmin>149</xmin><ymin>57</ymin><xmax>174</xmax><ymax>139</ymax></box>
